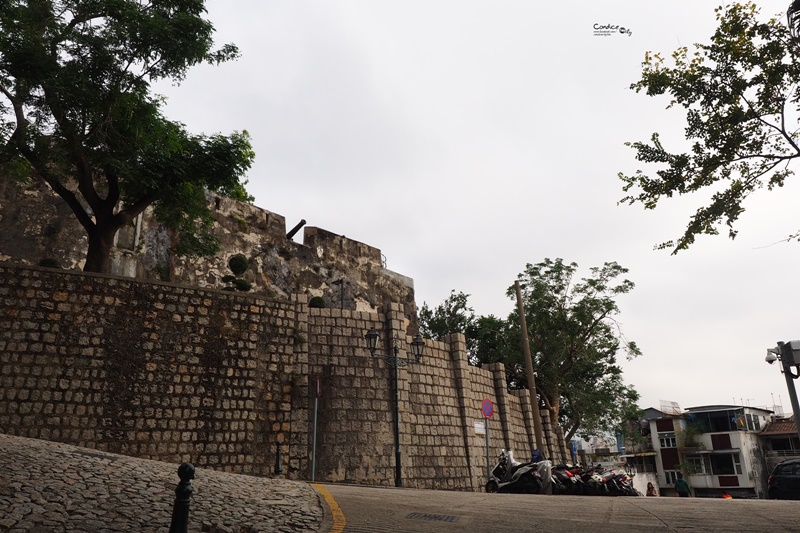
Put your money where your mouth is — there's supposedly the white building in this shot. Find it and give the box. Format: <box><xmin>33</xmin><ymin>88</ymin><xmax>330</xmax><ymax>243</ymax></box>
<box><xmin>627</xmin><ymin>405</ymin><xmax>773</xmax><ymax>498</ymax></box>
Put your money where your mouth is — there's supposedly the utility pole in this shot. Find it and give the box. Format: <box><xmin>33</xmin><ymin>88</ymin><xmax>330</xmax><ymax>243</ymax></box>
<box><xmin>778</xmin><ymin>342</ymin><xmax>800</xmax><ymax>445</ymax></box>
<box><xmin>515</xmin><ymin>280</ymin><xmax>547</xmax><ymax>457</ymax></box>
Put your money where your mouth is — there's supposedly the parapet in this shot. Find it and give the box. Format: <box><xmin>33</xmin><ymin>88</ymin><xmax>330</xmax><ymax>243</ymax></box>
<box><xmin>302</xmin><ymin>226</ymin><xmax>382</xmax><ymax>265</ymax></box>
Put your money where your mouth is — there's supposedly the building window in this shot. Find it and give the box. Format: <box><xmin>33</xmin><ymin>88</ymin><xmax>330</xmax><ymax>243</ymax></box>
<box><xmin>710</xmin><ymin>454</ymin><xmax>739</xmax><ymax>475</ymax></box>
<box><xmin>114</xmin><ymin>213</ymin><xmax>143</xmax><ymax>251</ymax></box>
<box><xmin>710</xmin><ymin>433</ymin><xmax>732</xmax><ymax>450</ymax></box>
<box><xmin>746</xmin><ymin>414</ymin><xmax>761</xmax><ymax>431</ymax></box>
<box><xmin>664</xmin><ymin>470</ymin><xmax>679</xmax><ymax>484</ymax></box>
<box><xmin>770</xmin><ymin>437</ymin><xmax>795</xmax><ymax>451</ymax></box>
<box><xmin>686</xmin><ymin>455</ymin><xmax>710</xmax><ymax>475</ymax></box>
<box><xmin>706</xmin><ymin>410</ymin><xmax>738</xmax><ymax>432</ymax></box>
<box><xmin>659</xmin><ymin>432</ymin><xmax>677</xmax><ymax>448</ymax></box>
<box><xmin>656</xmin><ymin>419</ymin><xmax>675</xmax><ymax>432</ymax></box>
<box><xmin>733</xmin><ymin>453</ymin><xmax>742</xmax><ymax>475</ymax></box>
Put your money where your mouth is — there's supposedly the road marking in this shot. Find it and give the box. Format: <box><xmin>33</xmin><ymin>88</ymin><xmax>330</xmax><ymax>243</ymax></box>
<box><xmin>405</xmin><ymin>512</ymin><xmax>461</xmax><ymax>523</ymax></box>
<box><xmin>313</xmin><ymin>484</ymin><xmax>346</xmax><ymax>532</ymax></box>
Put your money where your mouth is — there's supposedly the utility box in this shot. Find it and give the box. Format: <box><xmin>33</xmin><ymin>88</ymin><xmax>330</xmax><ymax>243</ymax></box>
<box><xmin>782</xmin><ymin>340</ymin><xmax>800</xmax><ymax>366</ymax></box>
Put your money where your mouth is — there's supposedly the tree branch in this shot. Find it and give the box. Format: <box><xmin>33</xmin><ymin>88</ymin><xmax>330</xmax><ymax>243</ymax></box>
<box><xmin>121</xmin><ymin>189</ymin><xmax>161</xmax><ymax>221</ymax></box>
<box><xmin>75</xmin><ymin>155</ymin><xmax>103</xmax><ymax>210</ymax></box>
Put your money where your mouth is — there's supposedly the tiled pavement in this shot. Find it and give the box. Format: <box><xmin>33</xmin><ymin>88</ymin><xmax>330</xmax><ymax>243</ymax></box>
<box><xmin>0</xmin><ymin>434</ymin><xmax>323</xmax><ymax>532</ymax></box>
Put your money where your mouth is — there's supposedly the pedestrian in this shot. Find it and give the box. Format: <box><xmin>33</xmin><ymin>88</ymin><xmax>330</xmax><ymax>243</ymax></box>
<box><xmin>674</xmin><ymin>472</ymin><xmax>692</xmax><ymax>497</ymax></box>
<box><xmin>646</xmin><ymin>482</ymin><xmax>658</xmax><ymax>496</ymax></box>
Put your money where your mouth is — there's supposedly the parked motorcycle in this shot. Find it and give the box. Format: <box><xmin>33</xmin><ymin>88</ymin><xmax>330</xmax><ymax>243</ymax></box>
<box><xmin>485</xmin><ymin>452</ymin><xmax>640</xmax><ymax>497</ymax></box>
<box><xmin>552</xmin><ymin>464</ymin><xmax>584</xmax><ymax>495</ymax></box>
<box><xmin>485</xmin><ymin>449</ymin><xmax>551</xmax><ymax>494</ymax></box>
<box><xmin>613</xmin><ymin>472</ymin><xmax>641</xmax><ymax>496</ymax></box>
<box><xmin>579</xmin><ymin>466</ymin><xmax>609</xmax><ymax>496</ymax></box>
<box><xmin>597</xmin><ymin>468</ymin><xmax>640</xmax><ymax>496</ymax></box>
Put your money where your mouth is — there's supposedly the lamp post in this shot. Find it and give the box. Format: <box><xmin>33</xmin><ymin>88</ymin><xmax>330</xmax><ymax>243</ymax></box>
<box><xmin>365</xmin><ymin>327</ymin><xmax>425</xmax><ymax>487</ymax></box>
<box><xmin>765</xmin><ymin>340</ymin><xmax>800</xmax><ymax>444</ymax></box>
<box><xmin>332</xmin><ymin>279</ymin><xmax>345</xmax><ymax>310</ymax></box>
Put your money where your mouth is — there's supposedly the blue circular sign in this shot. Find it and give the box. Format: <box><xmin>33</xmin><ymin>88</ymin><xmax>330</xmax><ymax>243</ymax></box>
<box><xmin>481</xmin><ymin>398</ymin><xmax>494</xmax><ymax>419</ymax></box>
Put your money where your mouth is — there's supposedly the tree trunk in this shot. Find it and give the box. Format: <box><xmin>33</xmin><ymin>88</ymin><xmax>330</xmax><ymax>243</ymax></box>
<box><xmin>553</xmin><ymin>417</ymin><xmax>569</xmax><ymax>465</ymax></box>
<box><xmin>83</xmin><ymin>227</ymin><xmax>116</xmax><ymax>273</ymax></box>
<box><xmin>546</xmin><ymin>394</ymin><xmax>567</xmax><ymax>464</ymax></box>
<box><xmin>547</xmin><ymin>409</ymin><xmax>558</xmax><ymax>462</ymax></box>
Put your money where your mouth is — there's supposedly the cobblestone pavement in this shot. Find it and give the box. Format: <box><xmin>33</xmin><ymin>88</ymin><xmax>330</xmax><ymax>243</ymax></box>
<box><xmin>0</xmin><ymin>434</ymin><xmax>324</xmax><ymax>532</ymax></box>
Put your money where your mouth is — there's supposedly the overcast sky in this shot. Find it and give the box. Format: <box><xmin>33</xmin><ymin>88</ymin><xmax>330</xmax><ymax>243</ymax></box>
<box><xmin>155</xmin><ymin>0</ymin><xmax>800</xmax><ymax>416</ymax></box>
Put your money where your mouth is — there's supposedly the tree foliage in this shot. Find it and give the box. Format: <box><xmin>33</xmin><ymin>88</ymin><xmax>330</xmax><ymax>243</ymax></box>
<box><xmin>419</xmin><ymin>290</ymin><xmax>479</xmax><ymax>362</ymax></box>
<box><xmin>620</xmin><ymin>2</ymin><xmax>800</xmax><ymax>252</ymax></box>
<box><xmin>419</xmin><ymin>259</ymin><xmax>641</xmax><ymax>441</ymax></box>
<box><xmin>227</xmin><ymin>253</ymin><xmax>249</xmax><ymax>276</ymax></box>
<box><xmin>508</xmin><ymin>259</ymin><xmax>640</xmax><ymax>441</ymax></box>
<box><xmin>221</xmin><ymin>253</ymin><xmax>250</xmax><ymax>291</ymax></box>
<box><xmin>470</xmin><ymin>314</ymin><xmax>515</xmax><ymax>368</ymax></box>
<box><xmin>419</xmin><ymin>290</ymin><xmax>514</xmax><ymax>366</ymax></box>
<box><xmin>419</xmin><ymin>290</ymin><xmax>476</xmax><ymax>346</ymax></box>
<box><xmin>0</xmin><ymin>1</ymin><xmax>255</xmax><ymax>272</ymax></box>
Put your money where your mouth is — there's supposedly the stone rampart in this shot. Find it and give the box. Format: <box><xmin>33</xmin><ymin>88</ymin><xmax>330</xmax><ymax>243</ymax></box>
<box><xmin>0</xmin><ymin>264</ymin><xmax>307</xmax><ymax>477</ymax></box>
<box><xmin>0</xmin><ymin>180</ymin><xmax>416</xmax><ymax>321</ymax></box>
<box><xmin>0</xmin><ymin>264</ymin><xmax>545</xmax><ymax>491</ymax></box>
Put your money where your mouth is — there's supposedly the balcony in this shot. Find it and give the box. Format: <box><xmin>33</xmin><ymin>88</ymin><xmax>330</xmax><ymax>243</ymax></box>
<box><xmin>625</xmin><ymin>441</ymin><xmax>654</xmax><ymax>454</ymax></box>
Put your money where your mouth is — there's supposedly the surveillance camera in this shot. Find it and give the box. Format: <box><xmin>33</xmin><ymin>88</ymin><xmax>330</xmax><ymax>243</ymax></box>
<box><xmin>765</xmin><ymin>351</ymin><xmax>778</xmax><ymax>365</ymax></box>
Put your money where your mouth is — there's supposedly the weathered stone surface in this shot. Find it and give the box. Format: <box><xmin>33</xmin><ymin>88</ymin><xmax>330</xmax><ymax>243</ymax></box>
<box><xmin>0</xmin><ymin>264</ymin><xmax>560</xmax><ymax>493</ymax></box>
<box><xmin>0</xmin><ymin>180</ymin><xmax>415</xmax><ymax>319</ymax></box>
<box><xmin>0</xmin><ymin>434</ymin><xmax>322</xmax><ymax>532</ymax></box>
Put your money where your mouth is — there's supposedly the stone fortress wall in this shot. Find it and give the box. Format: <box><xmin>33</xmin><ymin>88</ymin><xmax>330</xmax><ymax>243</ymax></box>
<box><xmin>0</xmin><ymin>264</ymin><xmax>549</xmax><ymax>491</ymax></box>
<box><xmin>0</xmin><ymin>180</ymin><xmax>561</xmax><ymax>489</ymax></box>
<box><xmin>0</xmin><ymin>179</ymin><xmax>417</xmax><ymax>323</ymax></box>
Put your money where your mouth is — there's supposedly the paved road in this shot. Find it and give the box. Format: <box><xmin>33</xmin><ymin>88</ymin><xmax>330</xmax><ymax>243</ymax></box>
<box><xmin>4</xmin><ymin>433</ymin><xmax>799</xmax><ymax>533</ymax></box>
<box><xmin>314</xmin><ymin>483</ymin><xmax>800</xmax><ymax>533</ymax></box>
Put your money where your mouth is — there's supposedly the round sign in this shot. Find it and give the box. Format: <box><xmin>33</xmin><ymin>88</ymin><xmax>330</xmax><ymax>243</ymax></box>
<box><xmin>481</xmin><ymin>398</ymin><xmax>494</xmax><ymax>419</ymax></box>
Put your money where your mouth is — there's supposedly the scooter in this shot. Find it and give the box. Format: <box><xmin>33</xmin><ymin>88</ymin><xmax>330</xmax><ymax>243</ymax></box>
<box><xmin>599</xmin><ymin>469</ymin><xmax>639</xmax><ymax>496</ymax></box>
<box><xmin>485</xmin><ymin>449</ymin><xmax>551</xmax><ymax>494</ymax></box>
<box><xmin>552</xmin><ymin>464</ymin><xmax>583</xmax><ymax>495</ymax></box>
<box><xmin>573</xmin><ymin>465</ymin><xmax>608</xmax><ymax>495</ymax></box>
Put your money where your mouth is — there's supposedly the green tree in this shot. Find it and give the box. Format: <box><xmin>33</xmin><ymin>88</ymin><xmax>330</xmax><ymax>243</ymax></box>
<box><xmin>470</xmin><ymin>314</ymin><xmax>515</xmax><ymax>367</ymax></box>
<box><xmin>508</xmin><ymin>258</ymin><xmax>641</xmax><ymax>441</ymax></box>
<box><xmin>419</xmin><ymin>290</ymin><xmax>477</xmax><ymax>348</ymax></box>
<box><xmin>420</xmin><ymin>260</ymin><xmax>641</xmax><ymax>441</ymax></box>
<box><xmin>222</xmin><ymin>254</ymin><xmax>251</xmax><ymax>292</ymax></box>
<box><xmin>0</xmin><ymin>1</ymin><xmax>255</xmax><ymax>273</ymax></box>
<box><xmin>620</xmin><ymin>2</ymin><xmax>800</xmax><ymax>252</ymax></box>
<box><xmin>419</xmin><ymin>290</ymin><xmax>514</xmax><ymax>366</ymax></box>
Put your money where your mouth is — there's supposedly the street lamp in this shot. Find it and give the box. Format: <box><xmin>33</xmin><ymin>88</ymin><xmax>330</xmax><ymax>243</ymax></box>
<box><xmin>765</xmin><ymin>340</ymin><xmax>800</xmax><ymax>444</ymax></box>
<box><xmin>332</xmin><ymin>279</ymin><xmax>345</xmax><ymax>310</ymax></box>
<box><xmin>364</xmin><ymin>327</ymin><xmax>425</xmax><ymax>487</ymax></box>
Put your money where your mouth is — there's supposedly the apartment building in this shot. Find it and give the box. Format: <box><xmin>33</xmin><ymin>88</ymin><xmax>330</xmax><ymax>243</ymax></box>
<box><xmin>627</xmin><ymin>405</ymin><xmax>773</xmax><ymax>498</ymax></box>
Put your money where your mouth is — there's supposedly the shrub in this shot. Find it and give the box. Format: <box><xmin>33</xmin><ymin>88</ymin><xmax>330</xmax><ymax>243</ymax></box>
<box><xmin>233</xmin><ymin>279</ymin><xmax>252</xmax><ymax>292</ymax></box>
<box><xmin>228</xmin><ymin>254</ymin><xmax>249</xmax><ymax>276</ymax></box>
<box><xmin>220</xmin><ymin>254</ymin><xmax>252</xmax><ymax>292</ymax></box>
<box><xmin>38</xmin><ymin>258</ymin><xmax>62</xmax><ymax>269</ymax></box>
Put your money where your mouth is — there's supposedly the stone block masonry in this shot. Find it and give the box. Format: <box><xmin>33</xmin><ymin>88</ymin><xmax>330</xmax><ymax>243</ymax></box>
<box><xmin>0</xmin><ymin>264</ymin><xmax>305</xmax><ymax>477</ymax></box>
<box><xmin>0</xmin><ymin>264</ymin><xmax>553</xmax><ymax>490</ymax></box>
<box><xmin>0</xmin><ymin>180</ymin><xmax>418</xmax><ymax>323</ymax></box>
